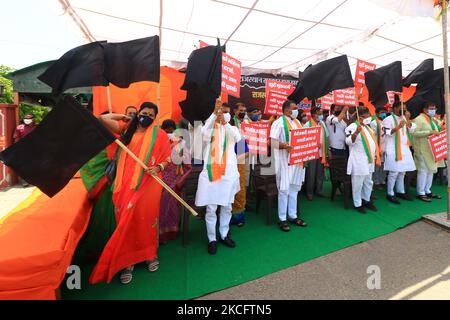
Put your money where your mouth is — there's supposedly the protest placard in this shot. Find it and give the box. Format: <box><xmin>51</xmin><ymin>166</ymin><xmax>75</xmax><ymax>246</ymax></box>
<box><xmin>429</xmin><ymin>131</ymin><xmax>447</xmax><ymax>162</ymax></box>
<box><xmin>241</xmin><ymin>121</ymin><xmax>271</xmax><ymax>155</ymax></box>
<box><xmin>289</xmin><ymin>127</ymin><xmax>321</xmax><ymax>165</ymax></box>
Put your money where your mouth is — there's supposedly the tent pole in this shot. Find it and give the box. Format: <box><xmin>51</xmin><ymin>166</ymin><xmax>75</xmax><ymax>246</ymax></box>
<box><xmin>442</xmin><ymin>2</ymin><xmax>450</xmax><ymax>221</ymax></box>
<box><xmin>106</xmin><ymin>86</ymin><xmax>113</xmax><ymax>113</ymax></box>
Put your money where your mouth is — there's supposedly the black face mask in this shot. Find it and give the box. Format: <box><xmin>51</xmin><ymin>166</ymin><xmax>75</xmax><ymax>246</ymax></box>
<box><xmin>237</xmin><ymin>112</ymin><xmax>246</xmax><ymax>119</ymax></box>
<box><xmin>138</xmin><ymin>115</ymin><xmax>154</xmax><ymax>128</ymax></box>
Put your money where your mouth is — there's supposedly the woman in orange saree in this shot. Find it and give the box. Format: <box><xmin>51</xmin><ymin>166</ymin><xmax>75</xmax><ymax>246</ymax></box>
<box><xmin>90</xmin><ymin>102</ymin><xmax>171</xmax><ymax>285</ymax></box>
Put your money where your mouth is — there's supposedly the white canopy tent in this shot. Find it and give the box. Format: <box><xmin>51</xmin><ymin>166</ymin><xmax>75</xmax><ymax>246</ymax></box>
<box><xmin>51</xmin><ymin>0</ymin><xmax>446</xmax><ymax>76</ymax></box>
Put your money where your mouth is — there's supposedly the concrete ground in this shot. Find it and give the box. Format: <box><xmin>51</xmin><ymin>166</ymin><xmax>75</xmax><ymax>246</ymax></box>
<box><xmin>200</xmin><ymin>221</ymin><xmax>450</xmax><ymax>300</ymax></box>
<box><xmin>0</xmin><ymin>185</ymin><xmax>35</xmax><ymax>220</ymax></box>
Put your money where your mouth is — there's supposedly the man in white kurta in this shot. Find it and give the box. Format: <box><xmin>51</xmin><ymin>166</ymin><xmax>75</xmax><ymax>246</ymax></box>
<box><xmin>195</xmin><ymin>104</ymin><xmax>241</xmax><ymax>254</ymax></box>
<box><xmin>382</xmin><ymin>102</ymin><xmax>416</xmax><ymax>204</ymax></box>
<box><xmin>345</xmin><ymin>108</ymin><xmax>379</xmax><ymax>213</ymax></box>
<box><xmin>270</xmin><ymin>101</ymin><xmax>307</xmax><ymax>232</ymax></box>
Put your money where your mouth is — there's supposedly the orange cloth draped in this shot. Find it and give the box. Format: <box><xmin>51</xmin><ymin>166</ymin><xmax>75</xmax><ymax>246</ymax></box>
<box><xmin>89</xmin><ymin>129</ymin><xmax>171</xmax><ymax>284</ymax></box>
<box><xmin>358</xmin><ymin>85</ymin><xmax>416</xmax><ymax>114</ymax></box>
<box><xmin>93</xmin><ymin>66</ymin><xmax>185</xmax><ymax>123</ymax></box>
<box><xmin>0</xmin><ymin>179</ymin><xmax>92</xmax><ymax>300</ymax></box>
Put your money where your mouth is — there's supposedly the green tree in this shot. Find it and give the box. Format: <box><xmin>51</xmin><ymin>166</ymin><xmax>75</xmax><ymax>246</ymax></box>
<box><xmin>0</xmin><ymin>65</ymin><xmax>15</xmax><ymax>104</ymax></box>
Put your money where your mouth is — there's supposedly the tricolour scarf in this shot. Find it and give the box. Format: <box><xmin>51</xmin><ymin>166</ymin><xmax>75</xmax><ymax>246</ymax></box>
<box><xmin>308</xmin><ymin>119</ymin><xmax>329</xmax><ymax>164</ymax></box>
<box><xmin>207</xmin><ymin>123</ymin><xmax>229</xmax><ymax>182</ymax></box>
<box><xmin>358</xmin><ymin>122</ymin><xmax>381</xmax><ymax>167</ymax></box>
<box><xmin>392</xmin><ymin>115</ymin><xmax>413</xmax><ymax>161</ymax></box>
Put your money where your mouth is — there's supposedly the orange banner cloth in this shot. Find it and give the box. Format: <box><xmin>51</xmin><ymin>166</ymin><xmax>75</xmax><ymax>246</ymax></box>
<box><xmin>0</xmin><ymin>179</ymin><xmax>92</xmax><ymax>300</ymax></box>
<box><xmin>359</xmin><ymin>85</ymin><xmax>416</xmax><ymax>114</ymax></box>
<box><xmin>93</xmin><ymin>66</ymin><xmax>185</xmax><ymax>123</ymax></box>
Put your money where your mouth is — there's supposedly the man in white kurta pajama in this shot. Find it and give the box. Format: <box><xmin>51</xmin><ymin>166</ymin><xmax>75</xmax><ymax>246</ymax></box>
<box><xmin>270</xmin><ymin>100</ymin><xmax>307</xmax><ymax>232</ymax></box>
<box><xmin>345</xmin><ymin>108</ymin><xmax>379</xmax><ymax>213</ymax></box>
<box><xmin>195</xmin><ymin>104</ymin><xmax>241</xmax><ymax>255</ymax></box>
<box><xmin>382</xmin><ymin>102</ymin><xmax>416</xmax><ymax>204</ymax></box>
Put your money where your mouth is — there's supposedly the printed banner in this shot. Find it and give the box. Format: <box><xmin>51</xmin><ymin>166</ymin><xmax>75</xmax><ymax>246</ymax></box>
<box><xmin>354</xmin><ymin>59</ymin><xmax>376</xmax><ymax>87</ymax></box>
<box><xmin>264</xmin><ymin>80</ymin><xmax>295</xmax><ymax>116</ymax></box>
<box><xmin>289</xmin><ymin>127</ymin><xmax>321</xmax><ymax>165</ymax></box>
<box><xmin>241</xmin><ymin>121</ymin><xmax>271</xmax><ymax>155</ymax></box>
<box><xmin>319</xmin><ymin>93</ymin><xmax>334</xmax><ymax>110</ymax></box>
<box><xmin>429</xmin><ymin>131</ymin><xmax>447</xmax><ymax>162</ymax></box>
<box><xmin>198</xmin><ymin>40</ymin><xmax>241</xmax><ymax>98</ymax></box>
<box><xmin>334</xmin><ymin>88</ymin><xmax>357</xmax><ymax>106</ymax></box>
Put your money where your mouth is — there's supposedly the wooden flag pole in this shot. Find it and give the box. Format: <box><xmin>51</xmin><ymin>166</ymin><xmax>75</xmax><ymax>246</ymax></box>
<box><xmin>107</xmin><ymin>86</ymin><xmax>113</xmax><ymax>113</ymax></box>
<box><xmin>114</xmin><ymin>139</ymin><xmax>199</xmax><ymax>217</ymax></box>
<box><xmin>441</xmin><ymin>0</ymin><xmax>450</xmax><ymax>221</ymax></box>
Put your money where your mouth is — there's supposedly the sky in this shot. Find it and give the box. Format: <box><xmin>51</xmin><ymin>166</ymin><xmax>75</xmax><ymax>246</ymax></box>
<box><xmin>0</xmin><ymin>0</ymin><xmax>84</xmax><ymax>70</ymax></box>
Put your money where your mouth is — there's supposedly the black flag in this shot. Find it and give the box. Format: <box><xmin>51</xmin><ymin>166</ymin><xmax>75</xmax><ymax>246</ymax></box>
<box><xmin>104</xmin><ymin>36</ymin><xmax>160</xmax><ymax>87</ymax></box>
<box><xmin>38</xmin><ymin>42</ymin><xmax>108</xmax><ymax>94</ymax></box>
<box><xmin>0</xmin><ymin>96</ymin><xmax>116</xmax><ymax>197</ymax></box>
<box><xmin>180</xmin><ymin>40</ymin><xmax>223</xmax><ymax>124</ymax></box>
<box><xmin>365</xmin><ymin>61</ymin><xmax>402</xmax><ymax>108</ymax></box>
<box><xmin>407</xmin><ymin>68</ymin><xmax>447</xmax><ymax>117</ymax></box>
<box><xmin>288</xmin><ymin>55</ymin><xmax>354</xmax><ymax>103</ymax></box>
<box><xmin>403</xmin><ymin>59</ymin><xmax>434</xmax><ymax>87</ymax></box>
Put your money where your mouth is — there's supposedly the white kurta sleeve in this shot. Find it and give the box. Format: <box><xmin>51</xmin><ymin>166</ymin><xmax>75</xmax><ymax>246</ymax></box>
<box><xmin>202</xmin><ymin>113</ymin><xmax>217</xmax><ymax>141</ymax></box>
<box><xmin>408</xmin><ymin>122</ymin><xmax>417</xmax><ymax>133</ymax></box>
<box><xmin>382</xmin><ymin>117</ymin><xmax>394</xmax><ymax>136</ymax></box>
<box><xmin>345</xmin><ymin>123</ymin><xmax>357</xmax><ymax>146</ymax></box>
<box><xmin>270</xmin><ymin>120</ymin><xmax>281</xmax><ymax>141</ymax></box>
<box><xmin>225</xmin><ymin>123</ymin><xmax>241</xmax><ymax>142</ymax></box>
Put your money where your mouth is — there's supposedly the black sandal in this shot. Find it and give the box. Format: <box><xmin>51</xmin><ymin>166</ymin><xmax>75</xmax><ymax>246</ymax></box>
<box><xmin>288</xmin><ymin>218</ymin><xmax>308</xmax><ymax>227</ymax></box>
<box><xmin>427</xmin><ymin>193</ymin><xmax>442</xmax><ymax>199</ymax></box>
<box><xmin>416</xmin><ymin>195</ymin><xmax>432</xmax><ymax>202</ymax></box>
<box><xmin>278</xmin><ymin>221</ymin><xmax>290</xmax><ymax>232</ymax></box>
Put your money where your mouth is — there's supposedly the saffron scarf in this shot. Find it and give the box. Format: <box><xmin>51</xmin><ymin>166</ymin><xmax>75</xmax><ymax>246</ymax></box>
<box><xmin>207</xmin><ymin>123</ymin><xmax>229</xmax><ymax>182</ymax></box>
<box><xmin>423</xmin><ymin>113</ymin><xmax>441</xmax><ymax>132</ymax></box>
<box><xmin>114</xmin><ymin>125</ymin><xmax>158</xmax><ymax>193</ymax></box>
<box><xmin>392</xmin><ymin>115</ymin><xmax>413</xmax><ymax>161</ymax></box>
<box><xmin>358</xmin><ymin>123</ymin><xmax>381</xmax><ymax>167</ymax></box>
<box><xmin>282</xmin><ymin>116</ymin><xmax>302</xmax><ymax>143</ymax></box>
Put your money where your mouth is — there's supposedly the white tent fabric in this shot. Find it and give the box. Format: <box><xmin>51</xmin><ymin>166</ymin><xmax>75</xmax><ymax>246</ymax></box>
<box><xmin>53</xmin><ymin>0</ymin><xmax>446</xmax><ymax>76</ymax></box>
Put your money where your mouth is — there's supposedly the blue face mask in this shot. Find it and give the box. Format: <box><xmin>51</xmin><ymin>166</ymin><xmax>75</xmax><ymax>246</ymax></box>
<box><xmin>249</xmin><ymin>114</ymin><xmax>261</xmax><ymax>122</ymax></box>
<box><xmin>428</xmin><ymin>110</ymin><xmax>436</xmax><ymax>117</ymax></box>
<box><xmin>317</xmin><ymin>115</ymin><xmax>324</xmax><ymax>122</ymax></box>
<box><xmin>379</xmin><ymin>113</ymin><xmax>387</xmax><ymax>120</ymax></box>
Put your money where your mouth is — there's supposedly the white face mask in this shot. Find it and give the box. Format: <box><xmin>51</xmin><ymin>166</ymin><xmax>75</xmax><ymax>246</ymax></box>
<box><xmin>167</xmin><ymin>133</ymin><xmax>174</xmax><ymax>140</ymax></box>
<box><xmin>24</xmin><ymin>119</ymin><xmax>33</xmax><ymax>125</ymax></box>
<box><xmin>290</xmin><ymin>109</ymin><xmax>299</xmax><ymax>119</ymax></box>
<box><xmin>362</xmin><ymin>117</ymin><xmax>372</xmax><ymax>125</ymax></box>
<box><xmin>223</xmin><ymin>113</ymin><xmax>231</xmax><ymax>124</ymax></box>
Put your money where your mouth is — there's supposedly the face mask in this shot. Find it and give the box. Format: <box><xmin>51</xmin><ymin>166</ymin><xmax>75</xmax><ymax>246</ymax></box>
<box><xmin>167</xmin><ymin>133</ymin><xmax>174</xmax><ymax>140</ymax></box>
<box><xmin>379</xmin><ymin>113</ymin><xmax>387</xmax><ymax>120</ymax></box>
<box><xmin>363</xmin><ymin>117</ymin><xmax>372</xmax><ymax>125</ymax></box>
<box><xmin>317</xmin><ymin>115</ymin><xmax>324</xmax><ymax>122</ymax></box>
<box><xmin>138</xmin><ymin>115</ymin><xmax>154</xmax><ymax>128</ymax></box>
<box><xmin>428</xmin><ymin>110</ymin><xmax>436</xmax><ymax>117</ymax></box>
<box><xmin>237</xmin><ymin>112</ymin><xmax>246</xmax><ymax>120</ymax></box>
<box><xmin>223</xmin><ymin>113</ymin><xmax>231</xmax><ymax>124</ymax></box>
<box><xmin>290</xmin><ymin>109</ymin><xmax>299</xmax><ymax>119</ymax></box>
<box><xmin>249</xmin><ymin>114</ymin><xmax>261</xmax><ymax>122</ymax></box>
<box><xmin>23</xmin><ymin>119</ymin><xmax>33</xmax><ymax>125</ymax></box>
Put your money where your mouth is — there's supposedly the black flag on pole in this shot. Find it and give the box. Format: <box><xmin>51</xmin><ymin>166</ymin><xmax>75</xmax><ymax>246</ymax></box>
<box><xmin>365</xmin><ymin>61</ymin><xmax>402</xmax><ymax>107</ymax></box>
<box><xmin>180</xmin><ymin>40</ymin><xmax>223</xmax><ymax>124</ymax></box>
<box><xmin>407</xmin><ymin>68</ymin><xmax>447</xmax><ymax>117</ymax></box>
<box><xmin>288</xmin><ymin>55</ymin><xmax>354</xmax><ymax>103</ymax></box>
<box><xmin>38</xmin><ymin>42</ymin><xmax>108</xmax><ymax>94</ymax></box>
<box><xmin>104</xmin><ymin>36</ymin><xmax>160</xmax><ymax>87</ymax></box>
<box><xmin>38</xmin><ymin>36</ymin><xmax>161</xmax><ymax>94</ymax></box>
<box><xmin>0</xmin><ymin>96</ymin><xmax>116</xmax><ymax>197</ymax></box>
<box><xmin>403</xmin><ymin>59</ymin><xmax>434</xmax><ymax>87</ymax></box>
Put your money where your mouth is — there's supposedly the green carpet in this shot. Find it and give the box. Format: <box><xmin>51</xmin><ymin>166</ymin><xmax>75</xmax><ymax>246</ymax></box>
<box><xmin>62</xmin><ymin>183</ymin><xmax>447</xmax><ymax>300</ymax></box>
